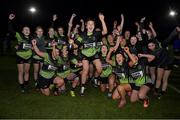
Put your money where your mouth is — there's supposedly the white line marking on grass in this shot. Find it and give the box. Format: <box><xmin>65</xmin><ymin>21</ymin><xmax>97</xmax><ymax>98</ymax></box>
<box><xmin>168</xmin><ymin>84</ymin><xmax>180</xmax><ymax>94</ymax></box>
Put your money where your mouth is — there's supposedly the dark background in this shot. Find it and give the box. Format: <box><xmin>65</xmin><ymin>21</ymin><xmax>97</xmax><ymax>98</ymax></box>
<box><xmin>0</xmin><ymin>0</ymin><xmax>180</xmax><ymax>39</ymax></box>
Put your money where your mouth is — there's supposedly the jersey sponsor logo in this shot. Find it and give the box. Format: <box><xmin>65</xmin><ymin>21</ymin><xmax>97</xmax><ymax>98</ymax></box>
<box><xmin>101</xmin><ymin>64</ymin><xmax>111</xmax><ymax>68</ymax></box>
<box><xmin>57</xmin><ymin>39</ymin><xmax>66</xmax><ymax>45</ymax></box>
<box><xmin>97</xmin><ymin>42</ymin><xmax>103</xmax><ymax>46</ymax></box>
<box><xmin>131</xmin><ymin>71</ymin><xmax>143</xmax><ymax>79</ymax></box>
<box><xmin>84</xmin><ymin>42</ymin><xmax>96</xmax><ymax>48</ymax></box>
<box><xmin>48</xmin><ymin>65</ymin><xmax>57</xmax><ymax>71</ymax></box>
<box><xmin>63</xmin><ymin>64</ymin><xmax>70</xmax><ymax>70</ymax></box>
<box><xmin>22</xmin><ymin>43</ymin><xmax>32</xmax><ymax>50</ymax></box>
<box><xmin>116</xmin><ymin>72</ymin><xmax>125</xmax><ymax>79</ymax></box>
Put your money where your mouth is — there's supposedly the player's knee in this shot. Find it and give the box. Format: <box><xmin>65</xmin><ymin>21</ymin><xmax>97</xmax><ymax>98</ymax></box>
<box><xmin>43</xmin><ymin>90</ymin><xmax>50</xmax><ymax>96</ymax></box>
<box><xmin>96</xmin><ymin>67</ymin><xmax>102</xmax><ymax>74</ymax></box>
<box><xmin>82</xmin><ymin>68</ymin><xmax>89</xmax><ymax>75</ymax></box>
<box><xmin>57</xmin><ymin>79</ymin><xmax>64</xmax><ymax>86</ymax></box>
<box><xmin>109</xmin><ymin>79</ymin><xmax>114</xmax><ymax>85</ymax></box>
<box><xmin>130</xmin><ymin>97</ymin><xmax>138</xmax><ymax>103</ymax></box>
<box><xmin>138</xmin><ymin>92</ymin><xmax>145</xmax><ymax>100</ymax></box>
<box><xmin>112</xmin><ymin>93</ymin><xmax>120</xmax><ymax>100</ymax></box>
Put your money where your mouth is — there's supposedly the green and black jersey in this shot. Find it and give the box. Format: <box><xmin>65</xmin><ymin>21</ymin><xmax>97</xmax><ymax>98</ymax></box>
<box><xmin>32</xmin><ymin>35</ymin><xmax>46</xmax><ymax>60</ymax></box>
<box><xmin>76</xmin><ymin>31</ymin><xmax>102</xmax><ymax>57</ymax></box>
<box><xmin>40</xmin><ymin>53</ymin><xmax>63</xmax><ymax>79</ymax></box>
<box><xmin>100</xmin><ymin>54</ymin><xmax>112</xmax><ymax>78</ymax></box>
<box><xmin>70</xmin><ymin>54</ymin><xmax>82</xmax><ymax>73</ymax></box>
<box><xmin>15</xmin><ymin>32</ymin><xmax>32</xmax><ymax>60</ymax></box>
<box><xmin>113</xmin><ymin>61</ymin><xmax>129</xmax><ymax>84</ymax></box>
<box><xmin>8</xmin><ymin>20</ymin><xmax>32</xmax><ymax>59</ymax></box>
<box><xmin>56</xmin><ymin>56</ymin><xmax>71</xmax><ymax>79</ymax></box>
<box><xmin>55</xmin><ymin>34</ymin><xmax>68</xmax><ymax>50</ymax></box>
<box><xmin>129</xmin><ymin>58</ymin><xmax>151</xmax><ymax>86</ymax></box>
<box><xmin>45</xmin><ymin>35</ymin><xmax>58</xmax><ymax>50</ymax></box>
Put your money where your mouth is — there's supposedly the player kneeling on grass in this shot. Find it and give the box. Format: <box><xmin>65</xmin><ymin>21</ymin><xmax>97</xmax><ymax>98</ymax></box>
<box><xmin>32</xmin><ymin>39</ymin><xmax>64</xmax><ymax>96</ymax></box>
<box><xmin>111</xmin><ymin>47</ymin><xmax>137</xmax><ymax>108</ymax></box>
<box><xmin>56</xmin><ymin>44</ymin><xmax>81</xmax><ymax>97</ymax></box>
<box><xmin>99</xmin><ymin>45</ymin><xmax>113</xmax><ymax>95</ymax></box>
<box><xmin>69</xmin><ymin>42</ymin><xmax>83</xmax><ymax>96</ymax></box>
<box><xmin>128</xmin><ymin>51</ymin><xmax>155</xmax><ymax>108</ymax></box>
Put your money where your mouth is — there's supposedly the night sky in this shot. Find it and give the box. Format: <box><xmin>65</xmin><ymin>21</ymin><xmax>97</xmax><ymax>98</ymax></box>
<box><xmin>0</xmin><ymin>0</ymin><xmax>180</xmax><ymax>39</ymax></box>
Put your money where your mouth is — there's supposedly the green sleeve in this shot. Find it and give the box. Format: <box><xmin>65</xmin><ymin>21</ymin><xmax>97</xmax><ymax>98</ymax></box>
<box><xmin>71</xmin><ymin>58</ymin><xmax>78</xmax><ymax>64</ymax></box>
<box><xmin>77</xmin><ymin>36</ymin><xmax>83</xmax><ymax>43</ymax></box>
<box><xmin>43</xmin><ymin>53</ymin><xmax>49</xmax><ymax>60</ymax></box>
<box><xmin>15</xmin><ymin>32</ymin><xmax>22</xmax><ymax>43</ymax></box>
<box><xmin>75</xmin><ymin>36</ymin><xmax>83</xmax><ymax>46</ymax></box>
<box><xmin>57</xmin><ymin>56</ymin><xmax>64</xmax><ymax>65</ymax></box>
